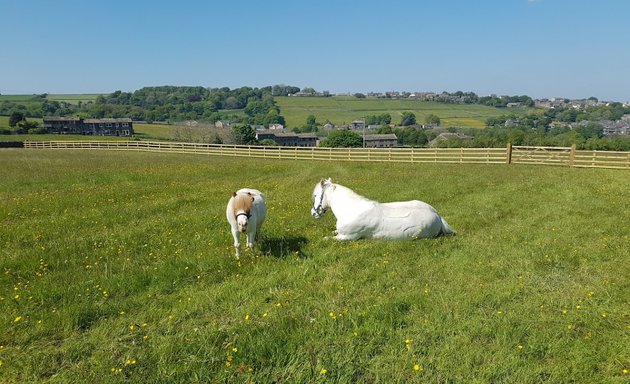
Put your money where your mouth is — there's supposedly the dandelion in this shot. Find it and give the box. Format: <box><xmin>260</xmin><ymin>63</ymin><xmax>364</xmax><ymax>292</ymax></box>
<box><xmin>413</xmin><ymin>364</ymin><xmax>422</xmax><ymax>372</ymax></box>
<box><xmin>320</xmin><ymin>368</ymin><xmax>327</xmax><ymax>375</ymax></box>
<box><xmin>517</xmin><ymin>345</ymin><xmax>523</xmax><ymax>350</ymax></box>
<box><xmin>601</xmin><ymin>313</ymin><xmax>607</xmax><ymax>318</ymax></box>
<box><xmin>623</xmin><ymin>368</ymin><xmax>628</xmax><ymax>375</ymax></box>
<box><xmin>245</xmin><ymin>314</ymin><xmax>250</xmax><ymax>321</ymax></box>
<box><xmin>14</xmin><ymin>316</ymin><xmax>22</xmax><ymax>323</ymax></box>
<box><xmin>567</xmin><ymin>324</ymin><xmax>573</xmax><ymax>331</ymax></box>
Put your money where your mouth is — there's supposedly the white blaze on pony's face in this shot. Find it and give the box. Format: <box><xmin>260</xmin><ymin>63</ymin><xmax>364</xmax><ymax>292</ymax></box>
<box><xmin>311</xmin><ymin>178</ymin><xmax>333</xmax><ymax>218</ymax></box>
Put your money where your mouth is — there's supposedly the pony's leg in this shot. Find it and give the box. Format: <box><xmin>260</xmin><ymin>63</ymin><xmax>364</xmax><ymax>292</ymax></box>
<box><xmin>231</xmin><ymin>228</ymin><xmax>241</xmax><ymax>258</ymax></box>
<box><xmin>246</xmin><ymin>226</ymin><xmax>256</xmax><ymax>250</ymax></box>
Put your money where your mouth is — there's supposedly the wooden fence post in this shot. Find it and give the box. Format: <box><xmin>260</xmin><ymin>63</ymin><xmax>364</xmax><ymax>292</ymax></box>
<box><xmin>506</xmin><ymin>143</ymin><xmax>512</xmax><ymax>164</ymax></box>
<box><xmin>569</xmin><ymin>144</ymin><xmax>576</xmax><ymax>167</ymax></box>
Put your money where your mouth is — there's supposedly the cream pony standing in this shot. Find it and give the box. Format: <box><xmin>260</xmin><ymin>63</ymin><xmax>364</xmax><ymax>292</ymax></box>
<box><xmin>226</xmin><ymin>188</ymin><xmax>267</xmax><ymax>257</ymax></box>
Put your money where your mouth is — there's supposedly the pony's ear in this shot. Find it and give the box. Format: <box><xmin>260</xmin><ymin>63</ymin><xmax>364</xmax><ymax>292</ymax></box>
<box><xmin>251</xmin><ymin>196</ymin><xmax>255</xmax><ymax>202</ymax></box>
<box><xmin>232</xmin><ymin>192</ymin><xmax>237</xmax><ymax>197</ymax></box>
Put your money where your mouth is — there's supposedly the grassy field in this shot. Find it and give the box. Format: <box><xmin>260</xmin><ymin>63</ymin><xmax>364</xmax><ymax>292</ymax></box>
<box><xmin>1</xmin><ymin>149</ymin><xmax>629</xmax><ymax>383</ymax></box>
<box><xmin>133</xmin><ymin>123</ymin><xmax>231</xmax><ymax>143</ymax></box>
<box><xmin>0</xmin><ymin>94</ymin><xmax>99</xmax><ymax>105</ymax></box>
<box><xmin>276</xmin><ymin>96</ymin><xmax>528</xmax><ymax>129</ymax></box>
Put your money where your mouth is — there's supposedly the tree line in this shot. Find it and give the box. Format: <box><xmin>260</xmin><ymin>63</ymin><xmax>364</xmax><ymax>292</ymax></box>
<box><xmin>0</xmin><ymin>85</ymin><xmax>303</xmax><ymax>126</ymax></box>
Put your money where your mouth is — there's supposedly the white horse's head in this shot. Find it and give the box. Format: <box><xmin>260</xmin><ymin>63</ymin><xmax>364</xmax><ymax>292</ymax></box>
<box><xmin>311</xmin><ymin>178</ymin><xmax>334</xmax><ymax>219</ymax></box>
<box><xmin>232</xmin><ymin>192</ymin><xmax>254</xmax><ymax>233</ymax></box>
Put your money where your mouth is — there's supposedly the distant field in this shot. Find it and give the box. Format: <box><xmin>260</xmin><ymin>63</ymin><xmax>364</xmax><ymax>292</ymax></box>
<box><xmin>134</xmin><ymin>123</ymin><xmax>231</xmax><ymax>143</ymax></box>
<box><xmin>46</xmin><ymin>94</ymin><xmax>101</xmax><ymax>105</ymax></box>
<box><xmin>276</xmin><ymin>96</ymin><xmax>529</xmax><ymax>129</ymax></box>
<box><xmin>0</xmin><ymin>116</ymin><xmax>43</xmax><ymax>130</ymax></box>
<box><xmin>0</xmin><ymin>94</ymin><xmax>100</xmax><ymax>106</ymax></box>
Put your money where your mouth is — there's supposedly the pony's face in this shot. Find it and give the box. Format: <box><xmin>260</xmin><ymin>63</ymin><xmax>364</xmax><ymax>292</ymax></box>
<box><xmin>311</xmin><ymin>178</ymin><xmax>332</xmax><ymax>218</ymax></box>
<box><xmin>232</xmin><ymin>192</ymin><xmax>254</xmax><ymax>233</ymax></box>
<box><xmin>235</xmin><ymin>212</ymin><xmax>250</xmax><ymax>233</ymax></box>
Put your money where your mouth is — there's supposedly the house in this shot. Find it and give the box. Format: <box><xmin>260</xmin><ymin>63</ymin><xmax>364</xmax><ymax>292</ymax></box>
<box><xmin>350</xmin><ymin>120</ymin><xmax>365</xmax><ymax>130</ymax></box>
<box><xmin>255</xmin><ymin>130</ymin><xmax>318</xmax><ymax>147</ymax></box>
<box><xmin>43</xmin><ymin>117</ymin><xmax>134</xmax><ymax>136</ymax></box>
<box><xmin>214</xmin><ymin>120</ymin><xmax>232</xmax><ymax>129</ymax></box>
<box><xmin>429</xmin><ymin>132</ymin><xmax>473</xmax><ymax>147</ymax></box>
<box><xmin>363</xmin><ymin>134</ymin><xmax>398</xmax><ymax>148</ymax></box>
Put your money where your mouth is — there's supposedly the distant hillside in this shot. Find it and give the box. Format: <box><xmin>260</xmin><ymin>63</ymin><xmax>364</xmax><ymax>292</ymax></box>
<box><xmin>275</xmin><ymin>96</ymin><xmax>528</xmax><ymax>129</ymax></box>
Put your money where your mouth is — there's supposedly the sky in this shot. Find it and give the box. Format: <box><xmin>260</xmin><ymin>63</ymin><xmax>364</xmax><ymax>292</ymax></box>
<box><xmin>1</xmin><ymin>0</ymin><xmax>629</xmax><ymax>101</ymax></box>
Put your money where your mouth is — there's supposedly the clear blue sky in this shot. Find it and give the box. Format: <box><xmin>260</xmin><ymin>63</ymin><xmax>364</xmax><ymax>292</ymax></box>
<box><xmin>1</xmin><ymin>0</ymin><xmax>629</xmax><ymax>101</ymax></box>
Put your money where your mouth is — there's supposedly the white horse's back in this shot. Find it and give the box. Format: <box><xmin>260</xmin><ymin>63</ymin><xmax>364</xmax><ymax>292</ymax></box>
<box><xmin>375</xmin><ymin>200</ymin><xmax>451</xmax><ymax>239</ymax></box>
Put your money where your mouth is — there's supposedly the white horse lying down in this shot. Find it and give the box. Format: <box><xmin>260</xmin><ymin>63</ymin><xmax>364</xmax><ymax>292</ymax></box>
<box><xmin>311</xmin><ymin>178</ymin><xmax>455</xmax><ymax>240</ymax></box>
<box><xmin>226</xmin><ymin>188</ymin><xmax>267</xmax><ymax>257</ymax></box>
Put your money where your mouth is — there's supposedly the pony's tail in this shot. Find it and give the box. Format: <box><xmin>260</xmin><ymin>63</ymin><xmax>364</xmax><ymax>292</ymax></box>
<box><xmin>440</xmin><ymin>217</ymin><xmax>456</xmax><ymax>236</ymax></box>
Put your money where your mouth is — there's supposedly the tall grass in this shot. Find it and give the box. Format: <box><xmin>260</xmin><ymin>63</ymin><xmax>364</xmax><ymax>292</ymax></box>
<box><xmin>0</xmin><ymin>150</ymin><xmax>628</xmax><ymax>383</ymax></box>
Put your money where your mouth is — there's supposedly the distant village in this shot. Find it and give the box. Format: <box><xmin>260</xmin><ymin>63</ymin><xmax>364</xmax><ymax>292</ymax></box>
<box><xmin>41</xmin><ymin>90</ymin><xmax>630</xmax><ymax>147</ymax></box>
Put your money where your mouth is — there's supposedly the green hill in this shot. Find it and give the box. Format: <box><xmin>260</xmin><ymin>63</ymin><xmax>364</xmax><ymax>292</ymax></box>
<box><xmin>276</xmin><ymin>96</ymin><xmax>531</xmax><ymax>129</ymax></box>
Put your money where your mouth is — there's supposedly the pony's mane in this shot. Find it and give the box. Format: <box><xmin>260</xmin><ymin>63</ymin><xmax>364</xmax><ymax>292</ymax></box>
<box><xmin>232</xmin><ymin>193</ymin><xmax>253</xmax><ymax>215</ymax></box>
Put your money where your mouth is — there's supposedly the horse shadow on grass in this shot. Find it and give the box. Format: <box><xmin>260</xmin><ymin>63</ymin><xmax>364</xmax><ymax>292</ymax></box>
<box><xmin>259</xmin><ymin>235</ymin><xmax>309</xmax><ymax>259</ymax></box>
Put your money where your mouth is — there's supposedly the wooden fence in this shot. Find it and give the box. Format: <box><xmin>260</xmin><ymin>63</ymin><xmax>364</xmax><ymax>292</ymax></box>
<box><xmin>22</xmin><ymin>141</ymin><xmax>630</xmax><ymax>169</ymax></box>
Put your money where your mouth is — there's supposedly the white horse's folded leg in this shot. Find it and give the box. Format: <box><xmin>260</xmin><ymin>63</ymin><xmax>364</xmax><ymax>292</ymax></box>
<box><xmin>333</xmin><ymin>233</ymin><xmax>361</xmax><ymax>241</ymax></box>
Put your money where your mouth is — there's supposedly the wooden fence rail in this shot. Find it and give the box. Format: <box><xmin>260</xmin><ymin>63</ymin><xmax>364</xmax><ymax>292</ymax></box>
<box><xmin>21</xmin><ymin>141</ymin><xmax>630</xmax><ymax>169</ymax></box>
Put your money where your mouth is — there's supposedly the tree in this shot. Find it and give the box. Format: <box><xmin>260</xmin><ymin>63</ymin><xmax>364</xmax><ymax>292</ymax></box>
<box><xmin>353</xmin><ymin>93</ymin><xmax>366</xmax><ymax>99</ymax></box>
<box><xmin>400</xmin><ymin>112</ymin><xmax>416</xmax><ymax>126</ymax></box>
<box><xmin>9</xmin><ymin>112</ymin><xmax>25</xmax><ymax>127</ymax></box>
<box><xmin>259</xmin><ymin>138</ymin><xmax>278</xmax><ymax>146</ymax></box>
<box><xmin>320</xmin><ymin>130</ymin><xmax>363</xmax><ymax>148</ymax></box>
<box><xmin>231</xmin><ymin>125</ymin><xmax>257</xmax><ymax>145</ymax></box>
<box><xmin>425</xmin><ymin>114</ymin><xmax>441</xmax><ymax>126</ymax></box>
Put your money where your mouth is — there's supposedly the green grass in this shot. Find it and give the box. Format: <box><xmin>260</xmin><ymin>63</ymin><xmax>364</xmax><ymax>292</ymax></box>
<box><xmin>0</xmin><ymin>94</ymin><xmax>100</xmax><ymax>105</ymax></box>
<box><xmin>1</xmin><ymin>150</ymin><xmax>629</xmax><ymax>383</ymax></box>
<box><xmin>276</xmin><ymin>96</ymin><xmax>528</xmax><ymax>129</ymax></box>
<box><xmin>46</xmin><ymin>94</ymin><xmax>101</xmax><ymax>105</ymax></box>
